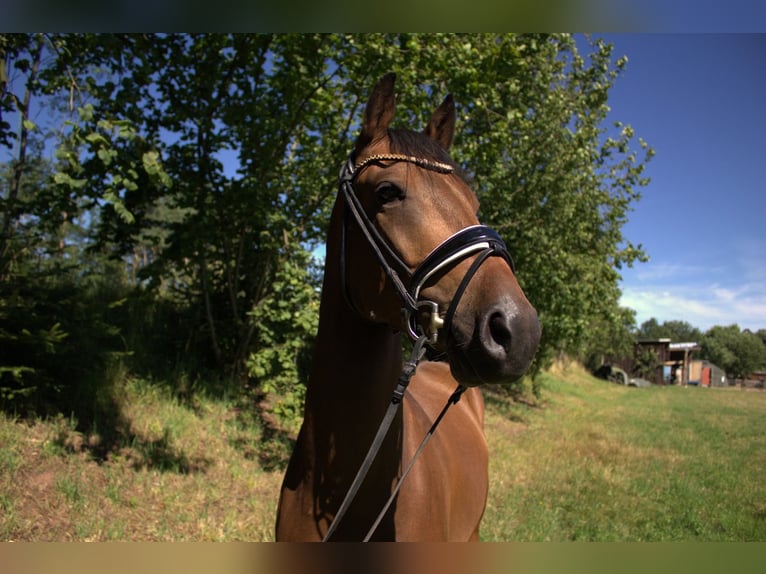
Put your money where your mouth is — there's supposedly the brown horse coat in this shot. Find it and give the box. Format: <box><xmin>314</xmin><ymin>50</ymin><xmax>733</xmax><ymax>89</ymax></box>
<box><xmin>275</xmin><ymin>73</ymin><xmax>540</xmax><ymax>541</ymax></box>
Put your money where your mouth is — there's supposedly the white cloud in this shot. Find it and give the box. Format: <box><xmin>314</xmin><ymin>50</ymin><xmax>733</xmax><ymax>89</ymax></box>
<box><xmin>620</xmin><ymin>236</ymin><xmax>766</xmax><ymax>331</ymax></box>
<box><xmin>620</xmin><ymin>282</ymin><xmax>766</xmax><ymax>332</ymax></box>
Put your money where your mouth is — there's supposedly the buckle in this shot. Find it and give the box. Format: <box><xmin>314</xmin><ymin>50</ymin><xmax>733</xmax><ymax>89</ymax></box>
<box><xmin>406</xmin><ymin>300</ymin><xmax>444</xmax><ymax>345</ymax></box>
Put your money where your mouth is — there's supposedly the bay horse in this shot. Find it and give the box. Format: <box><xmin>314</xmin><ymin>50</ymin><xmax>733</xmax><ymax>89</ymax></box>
<box><xmin>275</xmin><ymin>73</ymin><xmax>541</xmax><ymax>541</ymax></box>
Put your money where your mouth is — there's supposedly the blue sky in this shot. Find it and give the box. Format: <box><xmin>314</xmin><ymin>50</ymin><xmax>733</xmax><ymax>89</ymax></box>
<box><xmin>593</xmin><ymin>34</ymin><xmax>766</xmax><ymax>332</ymax></box>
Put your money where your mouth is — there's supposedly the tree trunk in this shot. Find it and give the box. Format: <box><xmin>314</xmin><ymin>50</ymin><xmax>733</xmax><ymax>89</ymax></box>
<box><xmin>0</xmin><ymin>37</ymin><xmax>43</xmax><ymax>281</ymax></box>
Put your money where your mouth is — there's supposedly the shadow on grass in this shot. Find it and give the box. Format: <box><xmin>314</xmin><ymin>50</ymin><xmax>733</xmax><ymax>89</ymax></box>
<box><xmin>118</xmin><ymin>430</ymin><xmax>212</xmax><ymax>474</ymax></box>
<box><xmin>49</xmin><ymin>400</ymin><xmax>212</xmax><ymax>474</ymax></box>
<box><xmin>255</xmin><ymin>422</ymin><xmax>296</xmax><ymax>473</ymax></box>
<box><xmin>229</xmin><ymin>424</ymin><xmax>295</xmax><ymax>473</ymax></box>
<box><xmin>482</xmin><ymin>386</ymin><xmax>541</xmax><ymax>424</ymax></box>
<box><xmin>226</xmin><ymin>391</ymin><xmax>296</xmax><ymax>473</ymax></box>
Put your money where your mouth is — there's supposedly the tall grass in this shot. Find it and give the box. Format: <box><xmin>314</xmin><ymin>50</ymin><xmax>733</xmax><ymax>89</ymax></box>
<box><xmin>482</xmin><ymin>362</ymin><xmax>766</xmax><ymax>541</ymax></box>
<box><xmin>1</xmin><ymin>361</ymin><xmax>764</xmax><ymax>541</ymax></box>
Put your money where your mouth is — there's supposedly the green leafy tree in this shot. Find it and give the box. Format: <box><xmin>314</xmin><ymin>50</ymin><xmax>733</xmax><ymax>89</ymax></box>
<box><xmin>701</xmin><ymin>325</ymin><xmax>766</xmax><ymax>381</ymax></box>
<box><xmin>580</xmin><ymin>305</ymin><xmax>637</xmax><ymax>372</ymax></box>
<box><xmin>2</xmin><ymin>33</ymin><xmax>653</xmax><ymax>427</ymax></box>
<box><xmin>633</xmin><ymin>346</ymin><xmax>662</xmax><ymax>381</ymax></box>
<box><xmin>637</xmin><ymin>318</ymin><xmax>703</xmax><ymax>342</ymax></box>
<box><xmin>47</xmin><ymin>34</ymin><xmax>339</xmax><ymax>384</ymax></box>
<box><xmin>0</xmin><ymin>34</ymin><xmax>140</xmax><ymax>433</ymax></box>
<box><xmin>439</xmin><ymin>35</ymin><xmax>653</xmax><ymax>369</ymax></box>
<box><xmin>1</xmin><ymin>33</ymin><xmax>46</xmax><ymax>281</ymax></box>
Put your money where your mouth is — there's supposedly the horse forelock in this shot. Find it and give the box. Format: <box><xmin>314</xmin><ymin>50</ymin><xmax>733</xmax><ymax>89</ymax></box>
<box><xmin>385</xmin><ymin>128</ymin><xmax>470</xmax><ymax>182</ymax></box>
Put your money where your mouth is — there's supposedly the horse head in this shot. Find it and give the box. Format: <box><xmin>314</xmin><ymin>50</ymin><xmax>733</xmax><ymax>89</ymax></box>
<box><xmin>341</xmin><ymin>73</ymin><xmax>541</xmax><ymax>386</ymax></box>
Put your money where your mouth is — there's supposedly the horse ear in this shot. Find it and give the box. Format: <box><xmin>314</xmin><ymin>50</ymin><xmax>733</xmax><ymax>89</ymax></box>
<box><xmin>423</xmin><ymin>94</ymin><xmax>456</xmax><ymax>150</ymax></box>
<box><xmin>356</xmin><ymin>73</ymin><xmax>397</xmax><ymax>153</ymax></box>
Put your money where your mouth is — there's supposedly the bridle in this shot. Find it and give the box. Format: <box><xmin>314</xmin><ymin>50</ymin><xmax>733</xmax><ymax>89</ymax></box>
<box><xmin>339</xmin><ymin>152</ymin><xmax>515</xmax><ymax>345</ymax></box>
<box><xmin>324</xmin><ymin>151</ymin><xmax>515</xmax><ymax>542</ymax></box>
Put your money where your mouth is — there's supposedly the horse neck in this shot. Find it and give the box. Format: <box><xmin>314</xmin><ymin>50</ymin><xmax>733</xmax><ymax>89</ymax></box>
<box><xmin>304</xmin><ymin>198</ymin><xmax>404</xmax><ymax>427</ymax></box>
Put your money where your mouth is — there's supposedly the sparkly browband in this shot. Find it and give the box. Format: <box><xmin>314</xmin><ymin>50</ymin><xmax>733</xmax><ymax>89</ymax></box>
<box><xmin>353</xmin><ymin>153</ymin><xmax>455</xmax><ymax>176</ymax></box>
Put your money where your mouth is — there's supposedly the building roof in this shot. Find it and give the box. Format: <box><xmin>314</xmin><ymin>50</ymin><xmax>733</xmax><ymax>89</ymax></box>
<box><xmin>669</xmin><ymin>342</ymin><xmax>700</xmax><ymax>350</ymax></box>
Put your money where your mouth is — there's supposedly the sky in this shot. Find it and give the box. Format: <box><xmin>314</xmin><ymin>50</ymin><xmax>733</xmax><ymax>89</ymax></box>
<box><xmin>592</xmin><ymin>34</ymin><xmax>766</xmax><ymax>332</ymax></box>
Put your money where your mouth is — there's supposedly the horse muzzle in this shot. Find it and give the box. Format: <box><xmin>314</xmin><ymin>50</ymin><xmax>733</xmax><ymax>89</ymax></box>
<box><xmin>407</xmin><ymin>228</ymin><xmax>541</xmax><ymax>386</ymax></box>
<box><xmin>447</xmin><ymin>297</ymin><xmax>541</xmax><ymax>386</ymax></box>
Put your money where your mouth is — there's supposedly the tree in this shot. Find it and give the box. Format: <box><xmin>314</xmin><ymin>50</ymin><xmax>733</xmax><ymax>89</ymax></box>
<box><xmin>440</xmin><ymin>35</ymin><xmax>653</xmax><ymax>368</ymax></box>
<box><xmin>580</xmin><ymin>305</ymin><xmax>637</xmax><ymax>372</ymax></box>
<box><xmin>701</xmin><ymin>325</ymin><xmax>766</xmax><ymax>381</ymax></box>
<box><xmin>633</xmin><ymin>345</ymin><xmax>662</xmax><ymax>381</ymax></box>
<box><xmin>1</xmin><ymin>33</ymin><xmax>172</xmax><ymax>422</ymax></box>
<box><xmin>2</xmin><ymin>33</ymin><xmax>652</xmax><ymax>424</ymax></box>
<box><xmin>1</xmin><ymin>33</ymin><xmax>46</xmax><ymax>281</ymax></box>
<box><xmin>636</xmin><ymin>318</ymin><xmax>703</xmax><ymax>342</ymax></box>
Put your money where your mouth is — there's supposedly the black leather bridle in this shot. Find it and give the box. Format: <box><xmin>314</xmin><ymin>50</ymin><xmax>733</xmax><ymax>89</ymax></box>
<box><xmin>339</xmin><ymin>151</ymin><xmax>515</xmax><ymax>345</ymax></box>
<box><xmin>324</xmin><ymin>151</ymin><xmax>515</xmax><ymax>541</ymax></box>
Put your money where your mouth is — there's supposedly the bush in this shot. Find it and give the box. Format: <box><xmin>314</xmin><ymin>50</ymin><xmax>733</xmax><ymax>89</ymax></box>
<box><xmin>0</xmin><ymin>267</ymin><xmax>129</xmax><ymax>436</ymax></box>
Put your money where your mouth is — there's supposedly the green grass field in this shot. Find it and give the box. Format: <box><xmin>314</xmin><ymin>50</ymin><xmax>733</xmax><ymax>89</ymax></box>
<box><xmin>483</xmin><ymin>362</ymin><xmax>766</xmax><ymax>541</ymax></box>
<box><xmin>1</xmin><ymin>362</ymin><xmax>764</xmax><ymax>541</ymax></box>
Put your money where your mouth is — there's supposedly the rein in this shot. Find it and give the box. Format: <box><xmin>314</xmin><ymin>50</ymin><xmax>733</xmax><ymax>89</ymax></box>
<box><xmin>324</xmin><ymin>152</ymin><xmax>514</xmax><ymax>541</ymax></box>
<box><xmin>322</xmin><ymin>333</ymin><xmax>466</xmax><ymax>542</ymax></box>
<box><xmin>323</xmin><ymin>334</ymin><xmax>427</xmax><ymax>541</ymax></box>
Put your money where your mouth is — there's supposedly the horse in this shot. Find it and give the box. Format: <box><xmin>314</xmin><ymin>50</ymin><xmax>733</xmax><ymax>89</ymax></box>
<box><xmin>275</xmin><ymin>73</ymin><xmax>541</xmax><ymax>542</ymax></box>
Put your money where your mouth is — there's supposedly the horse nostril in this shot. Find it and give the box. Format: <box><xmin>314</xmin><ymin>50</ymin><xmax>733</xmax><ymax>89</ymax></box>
<box><xmin>488</xmin><ymin>311</ymin><xmax>512</xmax><ymax>352</ymax></box>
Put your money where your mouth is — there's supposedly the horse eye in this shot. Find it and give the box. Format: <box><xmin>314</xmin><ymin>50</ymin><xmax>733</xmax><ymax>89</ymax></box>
<box><xmin>375</xmin><ymin>182</ymin><xmax>405</xmax><ymax>203</ymax></box>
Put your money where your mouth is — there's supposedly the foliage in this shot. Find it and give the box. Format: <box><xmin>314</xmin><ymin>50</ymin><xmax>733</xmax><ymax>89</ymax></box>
<box><xmin>579</xmin><ymin>305</ymin><xmax>636</xmax><ymax>372</ymax></box>
<box><xmin>636</xmin><ymin>318</ymin><xmax>703</xmax><ymax>342</ymax></box>
<box><xmin>632</xmin><ymin>345</ymin><xmax>662</xmax><ymax>381</ymax></box>
<box><xmin>1</xmin><ymin>33</ymin><xmax>654</xmax><ymax>431</ymax></box>
<box><xmin>701</xmin><ymin>324</ymin><xmax>766</xmax><ymax>380</ymax></box>
<box><xmin>245</xmin><ymin>246</ymin><xmax>319</xmax><ymax>430</ymax></box>
<box><xmin>44</xmin><ymin>34</ymin><xmax>341</xmax><ymax>384</ymax></box>
<box><xmin>0</xmin><ymin>262</ymin><xmax>131</xmax><ymax>436</ymax></box>
<box><xmin>441</xmin><ymin>35</ymin><xmax>654</xmax><ymax>370</ymax></box>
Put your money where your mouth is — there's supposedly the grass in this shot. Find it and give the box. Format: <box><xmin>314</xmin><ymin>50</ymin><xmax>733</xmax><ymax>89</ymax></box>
<box><xmin>0</xmin><ymin>376</ymin><xmax>284</xmax><ymax>541</ymax></box>
<box><xmin>1</xmin><ymin>361</ymin><xmax>765</xmax><ymax>541</ymax></box>
<box><xmin>482</xmin><ymin>361</ymin><xmax>766</xmax><ymax>541</ymax></box>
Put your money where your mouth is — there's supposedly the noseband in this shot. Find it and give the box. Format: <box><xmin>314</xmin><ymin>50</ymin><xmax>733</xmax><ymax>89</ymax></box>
<box><xmin>339</xmin><ymin>152</ymin><xmax>515</xmax><ymax>345</ymax></box>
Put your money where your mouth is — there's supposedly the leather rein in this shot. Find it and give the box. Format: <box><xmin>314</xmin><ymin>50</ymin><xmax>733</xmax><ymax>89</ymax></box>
<box><xmin>324</xmin><ymin>152</ymin><xmax>514</xmax><ymax>541</ymax></box>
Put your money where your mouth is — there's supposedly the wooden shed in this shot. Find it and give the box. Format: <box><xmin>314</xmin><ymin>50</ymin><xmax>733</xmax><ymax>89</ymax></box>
<box><xmin>611</xmin><ymin>339</ymin><xmax>700</xmax><ymax>385</ymax></box>
<box><xmin>668</xmin><ymin>342</ymin><xmax>701</xmax><ymax>386</ymax></box>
